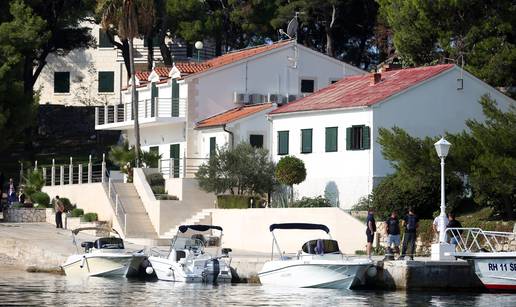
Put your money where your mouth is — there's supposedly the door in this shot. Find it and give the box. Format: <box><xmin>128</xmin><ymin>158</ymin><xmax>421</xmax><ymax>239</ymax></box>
<box><xmin>149</xmin><ymin>146</ymin><xmax>159</xmax><ymax>168</ymax></box>
<box><xmin>170</xmin><ymin>144</ymin><xmax>180</xmax><ymax>178</ymax></box>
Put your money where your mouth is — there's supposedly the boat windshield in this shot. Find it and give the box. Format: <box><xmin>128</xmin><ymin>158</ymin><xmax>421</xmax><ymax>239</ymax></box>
<box><xmin>172</xmin><ymin>236</ymin><xmax>205</xmax><ymax>250</ymax></box>
<box><xmin>94</xmin><ymin>237</ymin><xmax>124</xmax><ymax>249</ymax></box>
<box><xmin>302</xmin><ymin>239</ymin><xmax>340</xmax><ymax>254</ymax></box>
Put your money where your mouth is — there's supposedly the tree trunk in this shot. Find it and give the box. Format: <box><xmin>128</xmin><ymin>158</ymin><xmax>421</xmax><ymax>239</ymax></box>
<box><xmin>290</xmin><ymin>184</ymin><xmax>294</xmax><ymax>207</ymax></box>
<box><xmin>128</xmin><ymin>38</ymin><xmax>141</xmax><ymax>167</ymax></box>
<box><xmin>146</xmin><ymin>36</ymin><xmax>154</xmax><ymax>71</ymax></box>
<box><xmin>325</xmin><ymin>28</ymin><xmax>334</xmax><ymax>57</ymax></box>
<box><xmin>121</xmin><ymin>40</ymin><xmax>131</xmax><ymax>80</ymax></box>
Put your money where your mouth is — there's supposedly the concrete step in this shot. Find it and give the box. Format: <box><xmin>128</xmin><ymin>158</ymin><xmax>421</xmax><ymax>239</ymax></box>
<box><xmin>162</xmin><ymin>209</ymin><xmax>214</xmax><ymax>238</ymax></box>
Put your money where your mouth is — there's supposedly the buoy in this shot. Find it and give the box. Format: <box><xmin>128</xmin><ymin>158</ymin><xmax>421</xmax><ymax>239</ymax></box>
<box><xmin>145</xmin><ymin>267</ymin><xmax>154</xmax><ymax>275</ymax></box>
<box><xmin>367</xmin><ymin>266</ymin><xmax>377</xmax><ymax>278</ymax></box>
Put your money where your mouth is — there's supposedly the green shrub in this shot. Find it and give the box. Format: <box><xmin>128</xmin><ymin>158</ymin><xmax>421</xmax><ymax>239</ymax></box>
<box><xmin>34</xmin><ymin>204</ymin><xmax>47</xmax><ymax>209</ymax></box>
<box><xmin>151</xmin><ymin>185</ymin><xmax>166</xmax><ymax>195</ymax></box>
<box><xmin>147</xmin><ymin>173</ymin><xmax>165</xmax><ymax>186</ymax></box>
<box><xmin>30</xmin><ymin>192</ymin><xmax>50</xmax><ymax>207</ymax></box>
<box><xmin>292</xmin><ymin>196</ymin><xmax>332</xmax><ymax>208</ymax></box>
<box><xmin>82</xmin><ymin>212</ymin><xmax>98</xmax><ymax>222</ymax></box>
<box><xmin>11</xmin><ymin>203</ymin><xmax>23</xmax><ymax>208</ymax></box>
<box><xmin>217</xmin><ymin>195</ymin><xmax>258</xmax><ymax>209</ymax></box>
<box><xmin>71</xmin><ymin>208</ymin><xmax>84</xmax><ymax>217</ymax></box>
<box><xmin>156</xmin><ymin>194</ymin><xmax>179</xmax><ymax>200</ymax></box>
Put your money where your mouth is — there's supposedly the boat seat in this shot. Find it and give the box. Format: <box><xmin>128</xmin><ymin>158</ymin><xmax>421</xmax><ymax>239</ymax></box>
<box><xmin>81</xmin><ymin>241</ymin><xmax>94</xmax><ymax>252</ymax></box>
<box><xmin>176</xmin><ymin>250</ymin><xmax>186</xmax><ymax>261</ymax></box>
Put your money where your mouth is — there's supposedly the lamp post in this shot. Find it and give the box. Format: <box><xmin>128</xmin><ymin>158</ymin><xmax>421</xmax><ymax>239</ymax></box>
<box><xmin>431</xmin><ymin>137</ymin><xmax>453</xmax><ymax>260</ymax></box>
<box><xmin>195</xmin><ymin>41</ymin><xmax>203</xmax><ymax>62</ymax></box>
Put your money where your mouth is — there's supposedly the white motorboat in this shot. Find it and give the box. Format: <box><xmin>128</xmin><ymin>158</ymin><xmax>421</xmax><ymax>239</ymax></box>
<box><xmin>62</xmin><ymin>227</ymin><xmax>145</xmax><ymax>278</ymax></box>
<box><xmin>148</xmin><ymin>224</ymin><xmax>232</xmax><ymax>283</ymax></box>
<box><xmin>447</xmin><ymin>227</ymin><xmax>516</xmax><ymax>291</ymax></box>
<box><xmin>258</xmin><ymin>223</ymin><xmax>372</xmax><ymax>289</ymax></box>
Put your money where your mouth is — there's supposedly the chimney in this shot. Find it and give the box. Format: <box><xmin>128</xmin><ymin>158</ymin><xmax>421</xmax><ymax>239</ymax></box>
<box><xmin>370</xmin><ymin>72</ymin><xmax>381</xmax><ymax>85</ymax></box>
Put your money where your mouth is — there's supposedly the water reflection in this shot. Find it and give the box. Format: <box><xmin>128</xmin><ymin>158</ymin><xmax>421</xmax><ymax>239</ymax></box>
<box><xmin>0</xmin><ymin>269</ymin><xmax>514</xmax><ymax>306</ymax></box>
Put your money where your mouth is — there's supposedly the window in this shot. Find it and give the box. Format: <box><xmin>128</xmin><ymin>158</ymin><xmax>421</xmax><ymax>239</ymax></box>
<box><xmin>98</xmin><ymin>71</ymin><xmax>114</xmax><ymax>93</ymax></box>
<box><xmin>209</xmin><ymin>137</ymin><xmax>216</xmax><ymax>156</ymax></box>
<box><xmin>54</xmin><ymin>72</ymin><xmax>70</xmax><ymax>93</ymax></box>
<box><xmin>301</xmin><ymin>129</ymin><xmax>312</xmax><ymax>153</ymax></box>
<box><xmin>149</xmin><ymin>146</ymin><xmax>159</xmax><ymax>168</ymax></box>
<box><xmin>277</xmin><ymin>131</ymin><xmax>289</xmax><ymax>155</ymax></box>
<box><xmin>301</xmin><ymin>79</ymin><xmax>315</xmax><ymax>93</ymax></box>
<box><xmin>346</xmin><ymin>125</ymin><xmax>371</xmax><ymax>150</ymax></box>
<box><xmin>99</xmin><ymin>29</ymin><xmax>113</xmax><ymax>48</ymax></box>
<box><xmin>171</xmin><ymin>79</ymin><xmax>179</xmax><ymax>117</ymax></box>
<box><xmin>325</xmin><ymin>127</ymin><xmax>338</xmax><ymax>152</ymax></box>
<box><xmin>250</xmin><ymin>134</ymin><xmax>264</xmax><ymax>148</ymax></box>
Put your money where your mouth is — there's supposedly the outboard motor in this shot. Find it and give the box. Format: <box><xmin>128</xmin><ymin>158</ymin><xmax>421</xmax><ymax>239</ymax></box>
<box><xmin>211</xmin><ymin>259</ymin><xmax>220</xmax><ymax>284</ymax></box>
<box><xmin>204</xmin><ymin>259</ymin><xmax>220</xmax><ymax>284</ymax></box>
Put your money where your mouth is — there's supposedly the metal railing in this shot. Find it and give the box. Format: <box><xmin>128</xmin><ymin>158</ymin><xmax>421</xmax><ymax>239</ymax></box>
<box><xmin>36</xmin><ymin>155</ymin><xmax>107</xmax><ymax>187</ymax></box>
<box><xmin>95</xmin><ymin>98</ymin><xmax>186</xmax><ymax>126</ymax></box>
<box><xmin>105</xmin><ymin>176</ymin><xmax>127</xmax><ymax>235</ymax></box>
<box><xmin>445</xmin><ymin>228</ymin><xmax>516</xmax><ymax>253</ymax></box>
<box><xmin>158</xmin><ymin>157</ymin><xmax>208</xmax><ymax>179</ymax></box>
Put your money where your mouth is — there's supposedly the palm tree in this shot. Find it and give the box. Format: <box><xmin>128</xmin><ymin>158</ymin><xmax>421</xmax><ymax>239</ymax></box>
<box><xmin>98</xmin><ymin>0</ymin><xmax>144</xmax><ymax>167</ymax></box>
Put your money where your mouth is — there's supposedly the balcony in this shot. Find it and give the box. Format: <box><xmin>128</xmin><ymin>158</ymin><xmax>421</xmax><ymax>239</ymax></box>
<box><xmin>95</xmin><ymin>98</ymin><xmax>186</xmax><ymax>130</ymax></box>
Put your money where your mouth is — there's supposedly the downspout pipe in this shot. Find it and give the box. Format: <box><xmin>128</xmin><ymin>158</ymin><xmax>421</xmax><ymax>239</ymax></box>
<box><xmin>223</xmin><ymin>124</ymin><xmax>234</xmax><ymax>149</ymax></box>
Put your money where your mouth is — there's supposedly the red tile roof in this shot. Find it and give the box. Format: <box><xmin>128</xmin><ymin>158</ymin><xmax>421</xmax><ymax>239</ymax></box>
<box><xmin>135</xmin><ymin>71</ymin><xmax>150</xmax><ymax>81</ymax></box>
<box><xmin>196</xmin><ymin>103</ymin><xmax>273</xmax><ymax>128</ymax></box>
<box><xmin>270</xmin><ymin>64</ymin><xmax>455</xmax><ymax>115</ymax></box>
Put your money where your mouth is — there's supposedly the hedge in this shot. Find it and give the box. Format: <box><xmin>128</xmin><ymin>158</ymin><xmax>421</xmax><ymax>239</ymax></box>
<box><xmin>147</xmin><ymin>173</ymin><xmax>165</xmax><ymax>186</ymax></box>
<box><xmin>217</xmin><ymin>195</ymin><xmax>259</xmax><ymax>209</ymax></box>
<box><xmin>291</xmin><ymin>196</ymin><xmax>332</xmax><ymax>208</ymax></box>
<box><xmin>30</xmin><ymin>192</ymin><xmax>50</xmax><ymax>207</ymax></box>
<box><xmin>71</xmin><ymin>208</ymin><xmax>84</xmax><ymax>217</ymax></box>
<box><xmin>82</xmin><ymin>212</ymin><xmax>98</xmax><ymax>222</ymax></box>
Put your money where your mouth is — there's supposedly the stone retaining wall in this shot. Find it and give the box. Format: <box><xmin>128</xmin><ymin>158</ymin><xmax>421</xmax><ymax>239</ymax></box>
<box><xmin>4</xmin><ymin>208</ymin><xmax>47</xmax><ymax>223</ymax></box>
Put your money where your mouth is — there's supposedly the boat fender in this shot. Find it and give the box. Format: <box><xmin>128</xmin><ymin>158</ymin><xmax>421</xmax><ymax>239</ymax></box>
<box><xmin>80</xmin><ymin>256</ymin><xmax>86</xmax><ymax>269</ymax></box>
<box><xmin>145</xmin><ymin>267</ymin><xmax>154</xmax><ymax>275</ymax></box>
<box><xmin>367</xmin><ymin>266</ymin><xmax>377</xmax><ymax>278</ymax></box>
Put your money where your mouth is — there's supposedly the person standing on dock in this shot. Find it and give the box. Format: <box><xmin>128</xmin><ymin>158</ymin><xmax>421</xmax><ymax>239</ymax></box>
<box><xmin>6</xmin><ymin>178</ymin><xmax>17</xmax><ymax>206</ymax></box>
<box><xmin>400</xmin><ymin>208</ymin><xmax>419</xmax><ymax>260</ymax></box>
<box><xmin>385</xmin><ymin>211</ymin><xmax>401</xmax><ymax>259</ymax></box>
<box><xmin>365</xmin><ymin>209</ymin><xmax>376</xmax><ymax>259</ymax></box>
<box><xmin>432</xmin><ymin>213</ymin><xmax>444</xmax><ymax>243</ymax></box>
<box><xmin>446</xmin><ymin>213</ymin><xmax>463</xmax><ymax>245</ymax></box>
<box><xmin>54</xmin><ymin>196</ymin><xmax>64</xmax><ymax>229</ymax></box>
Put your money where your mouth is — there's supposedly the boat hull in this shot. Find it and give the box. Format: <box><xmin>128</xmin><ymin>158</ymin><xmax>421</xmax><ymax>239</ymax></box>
<box><xmin>62</xmin><ymin>254</ymin><xmax>139</xmax><ymax>278</ymax></box>
<box><xmin>469</xmin><ymin>255</ymin><xmax>516</xmax><ymax>291</ymax></box>
<box><xmin>148</xmin><ymin>256</ymin><xmax>232</xmax><ymax>283</ymax></box>
<box><xmin>258</xmin><ymin>260</ymin><xmax>371</xmax><ymax>289</ymax></box>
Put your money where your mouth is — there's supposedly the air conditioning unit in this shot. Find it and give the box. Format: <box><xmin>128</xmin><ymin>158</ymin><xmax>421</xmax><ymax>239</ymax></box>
<box><xmin>248</xmin><ymin>94</ymin><xmax>265</xmax><ymax>104</ymax></box>
<box><xmin>233</xmin><ymin>92</ymin><xmax>249</xmax><ymax>104</ymax></box>
<box><xmin>288</xmin><ymin>94</ymin><xmax>298</xmax><ymax>102</ymax></box>
<box><xmin>267</xmin><ymin>93</ymin><xmax>286</xmax><ymax>104</ymax></box>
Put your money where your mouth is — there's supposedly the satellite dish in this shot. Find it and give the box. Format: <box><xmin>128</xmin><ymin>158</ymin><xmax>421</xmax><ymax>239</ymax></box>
<box><xmin>286</xmin><ymin>13</ymin><xmax>299</xmax><ymax>38</ymax></box>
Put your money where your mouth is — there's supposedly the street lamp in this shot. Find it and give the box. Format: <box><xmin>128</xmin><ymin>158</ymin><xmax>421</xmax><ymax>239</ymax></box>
<box><xmin>431</xmin><ymin>137</ymin><xmax>453</xmax><ymax>260</ymax></box>
<box><xmin>195</xmin><ymin>41</ymin><xmax>204</xmax><ymax>62</ymax></box>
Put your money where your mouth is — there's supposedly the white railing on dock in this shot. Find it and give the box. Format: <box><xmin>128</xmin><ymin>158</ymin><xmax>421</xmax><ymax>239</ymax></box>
<box><xmin>95</xmin><ymin>98</ymin><xmax>186</xmax><ymax>126</ymax></box>
<box><xmin>445</xmin><ymin>228</ymin><xmax>516</xmax><ymax>253</ymax></box>
<box><xmin>158</xmin><ymin>157</ymin><xmax>208</xmax><ymax>179</ymax></box>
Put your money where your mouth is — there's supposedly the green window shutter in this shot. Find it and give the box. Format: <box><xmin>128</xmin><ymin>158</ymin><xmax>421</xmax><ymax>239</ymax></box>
<box><xmin>170</xmin><ymin>144</ymin><xmax>180</xmax><ymax>178</ymax></box>
<box><xmin>98</xmin><ymin>71</ymin><xmax>114</xmax><ymax>93</ymax></box>
<box><xmin>301</xmin><ymin>129</ymin><xmax>312</xmax><ymax>153</ymax></box>
<box><xmin>278</xmin><ymin>131</ymin><xmax>289</xmax><ymax>155</ymax></box>
<box><xmin>151</xmin><ymin>82</ymin><xmax>158</xmax><ymax>99</ymax></box>
<box><xmin>325</xmin><ymin>127</ymin><xmax>338</xmax><ymax>152</ymax></box>
<box><xmin>250</xmin><ymin>134</ymin><xmax>264</xmax><ymax>148</ymax></box>
<box><xmin>54</xmin><ymin>72</ymin><xmax>70</xmax><ymax>93</ymax></box>
<box><xmin>172</xmin><ymin>79</ymin><xmax>179</xmax><ymax>117</ymax></box>
<box><xmin>362</xmin><ymin>126</ymin><xmax>370</xmax><ymax>149</ymax></box>
<box><xmin>346</xmin><ymin>127</ymin><xmax>352</xmax><ymax>150</ymax></box>
<box><xmin>209</xmin><ymin>137</ymin><xmax>216</xmax><ymax>156</ymax></box>
<box><xmin>99</xmin><ymin>29</ymin><xmax>113</xmax><ymax>48</ymax></box>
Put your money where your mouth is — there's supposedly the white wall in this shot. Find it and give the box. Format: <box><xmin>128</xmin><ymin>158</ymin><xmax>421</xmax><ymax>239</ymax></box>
<box><xmin>211</xmin><ymin>208</ymin><xmax>367</xmax><ymax>255</ymax></box>
<box><xmin>372</xmin><ymin>66</ymin><xmax>515</xmax><ymax>178</ymax></box>
<box><xmin>126</xmin><ymin>124</ymin><xmax>186</xmax><ymax>161</ymax></box>
<box><xmin>271</xmin><ymin>108</ymin><xmax>373</xmax><ymax>208</ymax></box>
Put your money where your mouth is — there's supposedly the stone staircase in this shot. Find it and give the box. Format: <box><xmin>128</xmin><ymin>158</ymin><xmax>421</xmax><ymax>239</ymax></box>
<box><xmin>112</xmin><ymin>183</ymin><xmax>159</xmax><ymax>240</ymax></box>
<box><xmin>162</xmin><ymin>209</ymin><xmax>215</xmax><ymax>238</ymax></box>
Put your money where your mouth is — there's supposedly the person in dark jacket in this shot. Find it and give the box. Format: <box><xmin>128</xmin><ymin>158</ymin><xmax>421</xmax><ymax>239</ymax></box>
<box><xmin>385</xmin><ymin>211</ymin><xmax>401</xmax><ymax>258</ymax></box>
<box><xmin>400</xmin><ymin>207</ymin><xmax>419</xmax><ymax>260</ymax></box>
<box><xmin>446</xmin><ymin>213</ymin><xmax>463</xmax><ymax>245</ymax></box>
<box><xmin>365</xmin><ymin>209</ymin><xmax>376</xmax><ymax>259</ymax></box>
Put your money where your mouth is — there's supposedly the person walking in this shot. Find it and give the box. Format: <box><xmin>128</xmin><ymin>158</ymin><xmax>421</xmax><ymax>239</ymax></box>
<box><xmin>54</xmin><ymin>196</ymin><xmax>64</xmax><ymax>229</ymax></box>
<box><xmin>446</xmin><ymin>213</ymin><xmax>463</xmax><ymax>246</ymax></box>
<box><xmin>400</xmin><ymin>207</ymin><xmax>419</xmax><ymax>260</ymax></box>
<box><xmin>365</xmin><ymin>209</ymin><xmax>376</xmax><ymax>259</ymax></box>
<box><xmin>385</xmin><ymin>211</ymin><xmax>401</xmax><ymax>260</ymax></box>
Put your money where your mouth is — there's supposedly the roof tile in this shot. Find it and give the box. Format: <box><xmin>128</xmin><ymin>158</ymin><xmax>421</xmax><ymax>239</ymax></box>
<box><xmin>270</xmin><ymin>64</ymin><xmax>455</xmax><ymax>115</ymax></box>
<box><xmin>197</xmin><ymin>103</ymin><xmax>273</xmax><ymax>128</ymax></box>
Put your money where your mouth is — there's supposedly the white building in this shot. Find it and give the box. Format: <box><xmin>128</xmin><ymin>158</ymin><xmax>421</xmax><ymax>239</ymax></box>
<box><xmin>268</xmin><ymin>64</ymin><xmax>515</xmax><ymax>208</ymax></box>
<box><xmin>35</xmin><ymin>22</ymin><xmax>217</xmax><ymax>106</ymax></box>
<box><xmin>95</xmin><ymin>39</ymin><xmax>364</xmax><ymax>177</ymax></box>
